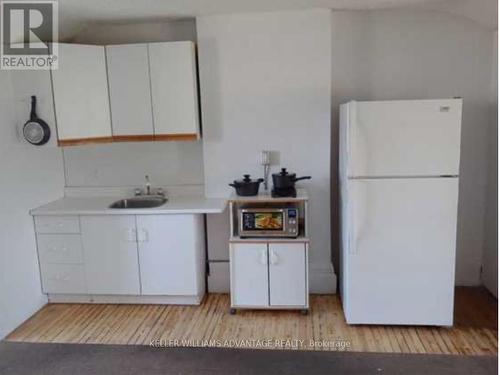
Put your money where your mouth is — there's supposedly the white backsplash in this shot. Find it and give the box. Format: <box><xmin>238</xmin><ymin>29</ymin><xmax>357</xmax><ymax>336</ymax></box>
<box><xmin>62</xmin><ymin>140</ymin><xmax>204</xmax><ymax>188</ymax></box>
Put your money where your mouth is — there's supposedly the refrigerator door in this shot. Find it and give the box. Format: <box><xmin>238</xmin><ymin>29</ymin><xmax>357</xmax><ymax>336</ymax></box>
<box><xmin>343</xmin><ymin>177</ymin><xmax>458</xmax><ymax>325</ymax></box>
<box><xmin>347</xmin><ymin>99</ymin><xmax>462</xmax><ymax>177</ymax></box>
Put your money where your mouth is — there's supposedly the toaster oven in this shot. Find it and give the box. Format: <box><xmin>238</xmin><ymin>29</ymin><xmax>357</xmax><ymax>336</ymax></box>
<box><xmin>238</xmin><ymin>207</ymin><xmax>299</xmax><ymax>238</ymax></box>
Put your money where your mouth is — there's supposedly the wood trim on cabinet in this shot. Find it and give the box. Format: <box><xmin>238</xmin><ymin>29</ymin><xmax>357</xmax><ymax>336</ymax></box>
<box><xmin>112</xmin><ymin>135</ymin><xmax>154</xmax><ymax>142</ymax></box>
<box><xmin>57</xmin><ymin>133</ymin><xmax>199</xmax><ymax>147</ymax></box>
<box><xmin>57</xmin><ymin>137</ymin><xmax>114</xmax><ymax>147</ymax></box>
<box><xmin>154</xmin><ymin>133</ymin><xmax>198</xmax><ymax>141</ymax></box>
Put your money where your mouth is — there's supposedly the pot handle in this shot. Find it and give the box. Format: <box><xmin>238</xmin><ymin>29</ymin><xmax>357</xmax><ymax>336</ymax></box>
<box><xmin>293</xmin><ymin>176</ymin><xmax>312</xmax><ymax>182</ymax></box>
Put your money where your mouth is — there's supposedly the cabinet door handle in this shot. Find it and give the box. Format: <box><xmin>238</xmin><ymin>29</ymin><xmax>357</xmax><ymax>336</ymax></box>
<box><xmin>259</xmin><ymin>249</ymin><xmax>267</xmax><ymax>265</ymax></box>
<box><xmin>270</xmin><ymin>250</ymin><xmax>279</xmax><ymax>265</ymax></box>
<box><xmin>124</xmin><ymin>228</ymin><xmax>137</xmax><ymax>242</ymax></box>
<box><xmin>137</xmin><ymin>228</ymin><xmax>149</xmax><ymax>243</ymax></box>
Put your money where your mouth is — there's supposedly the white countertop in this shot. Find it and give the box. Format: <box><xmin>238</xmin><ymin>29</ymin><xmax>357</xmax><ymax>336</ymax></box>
<box><xmin>30</xmin><ymin>195</ymin><xmax>228</xmax><ymax>216</ymax></box>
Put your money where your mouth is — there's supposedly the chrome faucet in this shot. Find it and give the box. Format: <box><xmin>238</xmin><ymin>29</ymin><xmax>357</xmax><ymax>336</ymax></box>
<box><xmin>145</xmin><ymin>175</ymin><xmax>151</xmax><ymax>195</ymax></box>
<box><xmin>135</xmin><ymin>175</ymin><xmax>165</xmax><ymax>197</ymax></box>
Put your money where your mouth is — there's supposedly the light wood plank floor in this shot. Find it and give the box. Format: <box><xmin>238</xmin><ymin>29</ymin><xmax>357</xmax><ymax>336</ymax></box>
<box><xmin>6</xmin><ymin>287</ymin><xmax>497</xmax><ymax>355</ymax></box>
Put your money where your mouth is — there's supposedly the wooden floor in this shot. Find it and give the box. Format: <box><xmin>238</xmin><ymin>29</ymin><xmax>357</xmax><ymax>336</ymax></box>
<box><xmin>6</xmin><ymin>287</ymin><xmax>497</xmax><ymax>355</ymax></box>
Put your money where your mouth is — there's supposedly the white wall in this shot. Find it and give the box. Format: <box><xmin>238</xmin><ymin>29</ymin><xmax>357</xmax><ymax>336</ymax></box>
<box><xmin>0</xmin><ymin>70</ymin><xmax>65</xmax><ymax>338</ymax></box>
<box><xmin>481</xmin><ymin>30</ymin><xmax>498</xmax><ymax>296</ymax></box>
<box><xmin>63</xmin><ymin>141</ymin><xmax>204</xmax><ymax>187</ymax></box>
<box><xmin>331</xmin><ymin>10</ymin><xmax>496</xmax><ymax>286</ymax></box>
<box><xmin>64</xmin><ymin>19</ymin><xmax>205</xmax><ymax>189</ymax></box>
<box><xmin>197</xmin><ymin>9</ymin><xmax>336</xmax><ymax>293</ymax></box>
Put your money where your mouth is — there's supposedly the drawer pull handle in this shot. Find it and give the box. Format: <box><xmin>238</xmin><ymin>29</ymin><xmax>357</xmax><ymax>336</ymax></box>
<box><xmin>48</xmin><ymin>246</ymin><xmax>68</xmax><ymax>252</ymax></box>
<box><xmin>50</xmin><ymin>274</ymin><xmax>70</xmax><ymax>282</ymax></box>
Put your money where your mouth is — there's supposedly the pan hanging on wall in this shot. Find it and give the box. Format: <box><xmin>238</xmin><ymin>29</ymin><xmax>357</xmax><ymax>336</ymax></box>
<box><xmin>23</xmin><ymin>95</ymin><xmax>51</xmax><ymax>146</ymax></box>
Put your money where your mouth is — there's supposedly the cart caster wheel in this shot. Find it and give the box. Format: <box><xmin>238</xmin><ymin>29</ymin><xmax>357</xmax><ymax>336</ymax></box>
<box><xmin>300</xmin><ymin>309</ymin><xmax>308</xmax><ymax>315</ymax></box>
<box><xmin>230</xmin><ymin>308</ymin><xmax>237</xmax><ymax>315</ymax></box>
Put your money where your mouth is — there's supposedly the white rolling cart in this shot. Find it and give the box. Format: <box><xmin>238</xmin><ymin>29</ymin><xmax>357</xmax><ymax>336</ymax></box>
<box><xmin>228</xmin><ymin>189</ymin><xmax>309</xmax><ymax>314</ymax></box>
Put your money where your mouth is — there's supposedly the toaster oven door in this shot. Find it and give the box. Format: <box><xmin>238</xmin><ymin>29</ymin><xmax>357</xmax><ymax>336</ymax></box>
<box><xmin>240</xmin><ymin>210</ymin><xmax>286</xmax><ymax>236</ymax></box>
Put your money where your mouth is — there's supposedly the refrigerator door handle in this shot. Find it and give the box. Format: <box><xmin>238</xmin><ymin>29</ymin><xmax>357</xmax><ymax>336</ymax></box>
<box><xmin>347</xmin><ymin>182</ymin><xmax>357</xmax><ymax>254</ymax></box>
<box><xmin>349</xmin><ymin>206</ymin><xmax>357</xmax><ymax>254</ymax></box>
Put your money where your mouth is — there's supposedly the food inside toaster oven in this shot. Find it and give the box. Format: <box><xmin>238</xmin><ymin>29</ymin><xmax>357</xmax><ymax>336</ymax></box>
<box><xmin>255</xmin><ymin>213</ymin><xmax>282</xmax><ymax>229</ymax></box>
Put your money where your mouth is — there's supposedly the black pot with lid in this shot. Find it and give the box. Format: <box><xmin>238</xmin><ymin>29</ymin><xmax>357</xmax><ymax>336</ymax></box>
<box><xmin>272</xmin><ymin>168</ymin><xmax>311</xmax><ymax>189</ymax></box>
<box><xmin>229</xmin><ymin>174</ymin><xmax>264</xmax><ymax>196</ymax></box>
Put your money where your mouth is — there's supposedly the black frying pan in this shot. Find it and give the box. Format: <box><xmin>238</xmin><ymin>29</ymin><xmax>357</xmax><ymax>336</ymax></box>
<box><xmin>23</xmin><ymin>95</ymin><xmax>51</xmax><ymax>146</ymax></box>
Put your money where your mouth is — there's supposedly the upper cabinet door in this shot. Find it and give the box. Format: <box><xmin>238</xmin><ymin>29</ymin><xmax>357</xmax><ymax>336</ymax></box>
<box><xmin>51</xmin><ymin>44</ymin><xmax>112</xmax><ymax>144</ymax></box>
<box><xmin>148</xmin><ymin>41</ymin><xmax>200</xmax><ymax>138</ymax></box>
<box><xmin>106</xmin><ymin>44</ymin><xmax>154</xmax><ymax>138</ymax></box>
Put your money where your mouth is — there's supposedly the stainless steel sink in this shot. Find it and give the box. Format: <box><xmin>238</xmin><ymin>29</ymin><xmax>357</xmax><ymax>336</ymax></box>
<box><xmin>109</xmin><ymin>196</ymin><xmax>167</xmax><ymax>209</ymax></box>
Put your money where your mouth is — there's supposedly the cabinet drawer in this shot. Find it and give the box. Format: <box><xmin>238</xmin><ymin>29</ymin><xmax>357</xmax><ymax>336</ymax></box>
<box><xmin>40</xmin><ymin>264</ymin><xmax>87</xmax><ymax>294</ymax></box>
<box><xmin>37</xmin><ymin>234</ymin><xmax>83</xmax><ymax>264</ymax></box>
<box><xmin>35</xmin><ymin>216</ymin><xmax>80</xmax><ymax>234</ymax></box>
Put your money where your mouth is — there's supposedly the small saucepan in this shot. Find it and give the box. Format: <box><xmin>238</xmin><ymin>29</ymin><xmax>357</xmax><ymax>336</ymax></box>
<box><xmin>272</xmin><ymin>168</ymin><xmax>311</xmax><ymax>189</ymax></box>
<box><xmin>229</xmin><ymin>175</ymin><xmax>264</xmax><ymax>196</ymax></box>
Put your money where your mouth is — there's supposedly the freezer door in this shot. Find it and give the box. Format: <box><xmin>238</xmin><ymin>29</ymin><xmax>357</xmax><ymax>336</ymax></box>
<box><xmin>347</xmin><ymin>99</ymin><xmax>462</xmax><ymax>177</ymax></box>
<box><xmin>343</xmin><ymin>178</ymin><xmax>458</xmax><ymax>325</ymax></box>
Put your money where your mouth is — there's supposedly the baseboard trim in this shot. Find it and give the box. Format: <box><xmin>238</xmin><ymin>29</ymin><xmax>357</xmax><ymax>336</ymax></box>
<box><xmin>309</xmin><ymin>267</ymin><xmax>337</xmax><ymax>294</ymax></box>
<box><xmin>47</xmin><ymin>294</ymin><xmax>203</xmax><ymax>305</ymax></box>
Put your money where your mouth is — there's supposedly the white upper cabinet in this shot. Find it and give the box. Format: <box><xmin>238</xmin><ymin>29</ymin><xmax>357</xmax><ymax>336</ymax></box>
<box><xmin>51</xmin><ymin>44</ymin><xmax>112</xmax><ymax>144</ymax></box>
<box><xmin>106</xmin><ymin>44</ymin><xmax>154</xmax><ymax>138</ymax></box>
<box><xmin>149</xmin><ymin>41</ymin><xmax>200</xmax><ymax>137</ymax></box>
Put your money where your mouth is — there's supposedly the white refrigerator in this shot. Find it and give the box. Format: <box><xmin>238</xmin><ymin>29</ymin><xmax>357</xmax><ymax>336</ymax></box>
<box><xmin>339</xmin><ymin>99</ymin><xmax>462</xmax><ymax>326</ymax></box>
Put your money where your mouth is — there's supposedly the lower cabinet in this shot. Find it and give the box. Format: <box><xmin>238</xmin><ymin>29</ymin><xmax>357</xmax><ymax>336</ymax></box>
<box><xmin>34</xmin><ymin>213</ymin><xmax>205</xmax><ymax>302</ymax></box>
<box><xmin>230</xmin><ymin>242</ymin><xmax>308</xmax><ymax>309</ymax></box>
<box><xmin>80</xmin><ymin>215</ymin><xmax>140</xmax><ymax>295</ymax></box>
<box><xmin>40</xmin><ymin>263</ymin><xmax>87</xmax><ymax>294</ymax></box>
<box><xmin>137</xmin><ymin>214</ymin><xmax>204</xmax><ymax>295</ymax></box>
<box><xmin>268</xmin><ymin>243</ymin><xmax>307</xmax><ymax>306</ymax></box>
<box><xmin>230</xmin><ymin>243</ymin><xmax>269</xmax><ymax>307</ymax></box>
